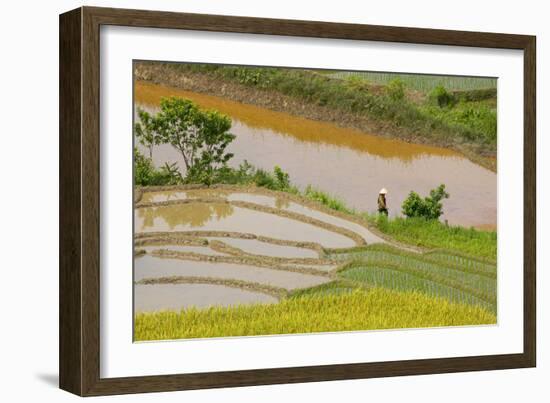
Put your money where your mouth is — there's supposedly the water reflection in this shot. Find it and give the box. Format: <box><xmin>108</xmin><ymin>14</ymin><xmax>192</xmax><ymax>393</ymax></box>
<box><xmin>135</xmin><ymin>203</ymin><xmax>356</xmax><ymax>248</ymax></box>
<box><xmin>137</xmin><ymin>203</ymin><xmax>233</xmax><ymax>230</ymax></box>
<box><xmin>135</xmin><ymin>81</ymin><xmax>458</xmax><ymax>162</ymax></box>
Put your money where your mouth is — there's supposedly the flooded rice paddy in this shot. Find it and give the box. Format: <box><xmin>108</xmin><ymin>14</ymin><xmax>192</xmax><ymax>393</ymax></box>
<box><xmin>206</xmin><ymin>237</ymin><xmax>319</xmax><ymax>259</ymax></box>
<box><xmin>135</xmin><ymin>202</ymin><xmax>357</xmax><ymax>248</ymax></box>
<box><xmin>134</xmin><ymin>80</ymin><xmax>497</xmax><ymax>315</ymax></box>
<box><xmin>135</xmin><ymin>283</ymin><xmax>278</xmax><ymax>312</ymax></box>
<box><xmin>134</xmin><ymin>188</ymin><xmax>382</xmax><ymax>312</ymax></box>
<box><xmin>135</xmin><ymin>81</ymin><xmax>496</xmax><ymax>229</ymax></box>
<box><xmin>135</xmin><ymin>255</ymin><xmax>330</xmax><ymax>289</ymax></box>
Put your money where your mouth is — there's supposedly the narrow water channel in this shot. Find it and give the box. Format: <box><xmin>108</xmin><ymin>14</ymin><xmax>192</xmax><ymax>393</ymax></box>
<box><xmin>134</xmin><ymin>81</ymin><xmax>496</xmax><ymax>229</ymax></box>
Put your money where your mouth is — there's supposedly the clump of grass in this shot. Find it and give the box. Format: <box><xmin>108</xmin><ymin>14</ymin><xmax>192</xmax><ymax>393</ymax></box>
<box><xmin>205</xmin><ymin>160</ymin><xmax>300</xmax><ymax>194</ymax></box>
<box><xmin>134</xmin><ymin>288</ymin><xmax>496</xmax><ymax>341</ymax></box>
<box><xmin>302</xmin><ymin>185</ymin><xmax>354</xmax><ymax>214</ymax></box>
<box><xmin>370</xmin><ymin>215</ymin><xmax>496</xmax><ymax>260</ymax></box>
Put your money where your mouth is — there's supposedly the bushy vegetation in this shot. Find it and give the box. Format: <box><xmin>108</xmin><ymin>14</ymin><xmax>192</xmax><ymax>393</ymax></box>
<box><xmin>429</xmin><ymin>85</ymin><xmax>456</xmax><ymax>108</ymax></box>
<box><xmin>402</xmin><ymin>184</ymin><xmax>450</xmax><ymax>220</ymax></box>
<box><xmin>206</xmin><ymin>160</ymin><xmax>300</xmax><ymax>193</ymax></box>
<box><xmin>134</xmin><ymin>288</ymin><xmax>495</xmax><ymax>340</ymax></box>
<box><xmin>386</xmin><ymin>78</ymin><xmax>406</xmax><ymax>101</ymax></box>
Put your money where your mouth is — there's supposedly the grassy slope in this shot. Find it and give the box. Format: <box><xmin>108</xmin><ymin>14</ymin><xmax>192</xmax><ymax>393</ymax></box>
<box><xmin>161</xmin><ymin>63</ymin><xmax>497</xmax><ymax>157</ymax></box>
<box><xmin>134</xmin><ymin>288</ymin><xmax>495</xmax><ymax>341</ymax></box>
<box><xmin>370</xmin><ymin>215</ymin><xmax>497</xmax><ymax>260</ymax></box>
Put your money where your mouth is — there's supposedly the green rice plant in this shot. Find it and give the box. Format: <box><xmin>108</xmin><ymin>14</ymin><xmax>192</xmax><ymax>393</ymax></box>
<box><xmin>341</xmin><ymin>259</ymin><xmax>495</xmax><ymax>306</ymax></box>
<box><xmin>134</xmin><ymin>288</ymin><xmax>496</xmax><ymax>341</ymax></box>
<box><xmin>425</xmin><ymin>249</ymin><xmax>496</xmax><ymax>272</ymax></box>
<box><xmin>326</xmin><ymin>71</ymin><xmax>496</xmax><ymax>92</ymax></box>
<box><xmin>330</xmin><ymin>244</ymin><xmax>496</xmax><ymax>278</ymax></box>
<box><xmin>330</xmin><ymin>243</ymin><xmax>497</xmax><ymax>308</ymax></box>
<box><xmin>339</xmin><ymin>264</ymin><xmax>495</xmax><ymax>313</ymax></box>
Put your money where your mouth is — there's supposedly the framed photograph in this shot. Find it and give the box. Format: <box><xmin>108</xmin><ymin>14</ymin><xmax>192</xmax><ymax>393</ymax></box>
<box><xmin>59</xmin><ymin>6</ymin><xmax>536</xmax><ymax>396</ymax></box>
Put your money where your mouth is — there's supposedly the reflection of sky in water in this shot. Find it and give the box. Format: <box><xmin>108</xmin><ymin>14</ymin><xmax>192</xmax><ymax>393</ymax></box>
<box><xmin>134</xmin><ymin>82</ymin><xmax>496</xmax><ymax>228</ymax></box>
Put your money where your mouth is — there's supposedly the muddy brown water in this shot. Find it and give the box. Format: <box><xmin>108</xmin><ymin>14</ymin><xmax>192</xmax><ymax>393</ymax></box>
<box><xmin>135</xmin><ymin>81</ymin><xmax>496</xmax><ymax>229</ymax></box>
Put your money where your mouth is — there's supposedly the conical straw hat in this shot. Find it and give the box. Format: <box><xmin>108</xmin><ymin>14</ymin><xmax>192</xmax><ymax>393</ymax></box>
<box><xmin>379</xmin><ymin>188</ymin><xmax>388</xmax><ymax>194</ymax></box>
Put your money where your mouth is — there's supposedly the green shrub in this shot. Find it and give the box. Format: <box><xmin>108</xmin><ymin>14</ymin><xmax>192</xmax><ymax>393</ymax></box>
<box><xmin>429</xmin><ymin>85</ymin><xmax>455</xmax><ymax>108</ymax></box>
<box><xmin>402</xmin><ymin>184</ymin><xmax>449</xmax><ymax>220</ymax></box>
<box><xmin>344</xmin><ymin>75</ymin><xmax>369</xmax><ymax>91</ymax></box>
<box><xmin>386</xmin><ymin>78</ymin><xmax>405</xmax><ymax>101</ymax></box>
<box><xmin>273</xmin><ymin>165</ymin><xmax>290</xmax><ymax>189</ymax></box>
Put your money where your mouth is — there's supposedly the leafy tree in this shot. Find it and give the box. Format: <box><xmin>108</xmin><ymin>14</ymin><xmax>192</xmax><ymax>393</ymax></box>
<box><xmin>134</xmin><ymin>109</ymin><xmax>159</xmax><ymax>159</ymax></box>
<box><xmin>154</xmin><ymin>97</ymin><xmax>235</xmax><ymax>184</ymax></box>
<box><xmin>186</xmin><ymin>109</ymin><xmax>235</xmax><ymax>184</ymax></box>
<box><xmin>402</xmin><ymin>184</ymin><xmax>450</xmax><ymax>220</ymax></box>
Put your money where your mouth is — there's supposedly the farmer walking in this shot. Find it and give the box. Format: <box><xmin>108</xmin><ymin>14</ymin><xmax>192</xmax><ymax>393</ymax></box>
<box><xmin>378</xmin><ymin>188</ymin><xmax>388</xmax><ymax>215</ymax></box>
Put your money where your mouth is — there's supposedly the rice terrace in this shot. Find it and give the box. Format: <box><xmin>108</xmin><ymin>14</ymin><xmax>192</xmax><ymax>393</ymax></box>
<box><xmin>133</xmin><ymin>61</ymin><xmax>498</xmax><ymax>341</ymax></box>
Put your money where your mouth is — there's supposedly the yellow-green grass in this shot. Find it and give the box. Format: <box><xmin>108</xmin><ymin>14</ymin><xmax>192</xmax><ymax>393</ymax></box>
<box><xmin>370</xmin><ymin>215</ymin><xmax>497</xmax><ymax>261</ymax></box>
<box><xmin>134</xmin><ymin>288</ymin><xmax>495</xmax><ymax>341</ymax></box>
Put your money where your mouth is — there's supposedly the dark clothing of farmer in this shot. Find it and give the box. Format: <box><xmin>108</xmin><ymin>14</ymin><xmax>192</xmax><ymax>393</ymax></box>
<box><xmin>377</xmin><ymin>188</ymin><xmax>388</xmax><ymax>215</ymax></box>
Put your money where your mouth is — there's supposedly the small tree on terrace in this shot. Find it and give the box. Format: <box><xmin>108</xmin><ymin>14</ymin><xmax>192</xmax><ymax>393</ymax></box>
<box><xmin>402</xmin><ymin>184</ymin><xmax>450</xmax><ymax>220</ymax></box>
<box><xmin>134</xmin><ymin>109</ymin><xmax>159</xmax><ymax>159</ymax></box>
<box><xmin>188</xmin><ymin>109</ymin><xmax>235</xmax><ymax>183</ymax></box>
<box><xmin>154</xmin><ymin>97</ymin><xmax>235</xmax><ymax>184</ymax></box>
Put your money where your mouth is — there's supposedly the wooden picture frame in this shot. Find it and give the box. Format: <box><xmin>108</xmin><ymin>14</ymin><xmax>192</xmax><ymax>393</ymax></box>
<box><xmin>59</xmin><ymin>6</ymin><xmax>536</xmax><ymax>396</ymax></box>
